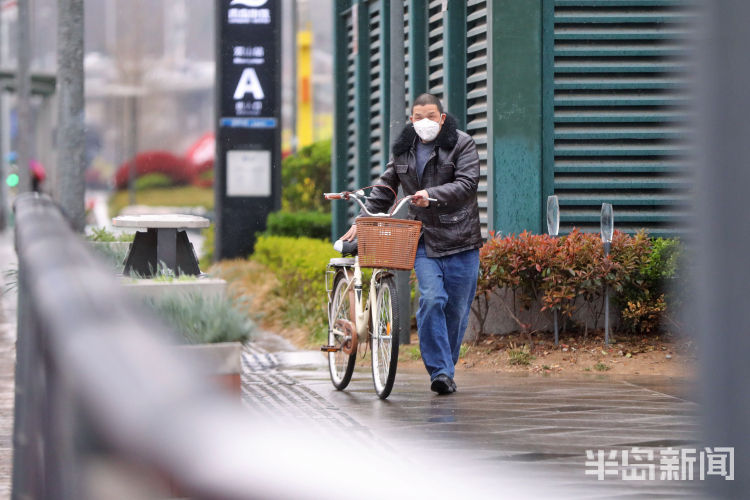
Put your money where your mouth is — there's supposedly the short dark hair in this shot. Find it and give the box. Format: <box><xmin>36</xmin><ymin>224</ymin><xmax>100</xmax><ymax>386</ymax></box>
<box><xmin>412</xmin><ymin>93</ymin><xmax>444</xmax><ymax>114</ymax></box>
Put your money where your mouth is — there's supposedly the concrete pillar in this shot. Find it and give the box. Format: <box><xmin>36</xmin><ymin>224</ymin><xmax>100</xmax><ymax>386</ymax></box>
<box><xmin>56</xmin><ymin>0</ymin><xmax>86</xmax><ymax>231</ymax></box>
<box><xmin>16</xmin><ymin>0</ymin><xmax>32</xmax><ymax>193</ymax></box>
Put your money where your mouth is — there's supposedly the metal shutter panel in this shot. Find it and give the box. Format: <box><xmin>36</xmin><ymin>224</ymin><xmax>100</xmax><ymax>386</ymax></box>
<box><xmin>427</xmin><ymin>0</ymin><xmax>445</xmax><ymax>102</ymax></box>
<box><xmin>344</xmin><ymin>11</ymin><xmax>358</xmax><ymax>223</ymax></box>
<box><xmin>466</xmin><ymin>0</ymin><xmax>489</xmax><ymax>237</ymax></box>
<box><xmin>552</xmin><ymin>0</ymin><xmax>693</xmax><ymax>236</ymax></box>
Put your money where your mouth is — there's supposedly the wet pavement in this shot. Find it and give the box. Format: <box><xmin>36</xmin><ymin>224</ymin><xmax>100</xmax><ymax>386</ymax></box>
<box><xmin>0</xmin><ymin>231</ymin><xmax>17</xmax><ymax>500</ymax></box>
<box><xmin>244</xmin><ymin>333</ymin><xmax>706</xmax><ymax>498</ymax></box>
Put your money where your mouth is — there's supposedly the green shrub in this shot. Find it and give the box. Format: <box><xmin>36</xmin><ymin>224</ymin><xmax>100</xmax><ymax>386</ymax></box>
<box><xmin>614</xmin><ymin>236</ymin><xmax>683</xmax><ymax>333</ymax></box>
<box><xmin>134</xmin><ymin>172</ymin><xmax>174</xmax><ymax>191</ymax></box>
<box><xmin>252</xmin><ymin>235</ymin><xmax>338</xmax><ymax>342</ymax></box>
<box><xmin>265</xmin><ymin>210</ymin><xmax>332</xmax><ymax>240</ymax></box>
<box><xmin>282</xmin><ymin>140</ymin><xmax>331</xmax><ymax>213</ymax></box>
<box><xmin>144</xmin><ymin>292</ymin><xmax>254</xmax><ymax>344</ymax></box>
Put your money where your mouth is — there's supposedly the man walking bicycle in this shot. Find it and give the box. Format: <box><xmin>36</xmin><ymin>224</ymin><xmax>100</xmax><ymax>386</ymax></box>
<box><xmin>339</xmin><ymin>93</ymin><xmax>482</xmax><ymax>395</ymax></box>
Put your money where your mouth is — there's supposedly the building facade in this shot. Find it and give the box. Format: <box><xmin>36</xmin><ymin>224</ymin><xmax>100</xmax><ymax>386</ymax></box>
<box><xmin>331</xmin><ymin>0</ymin><xmax>693</xmax><ymax>239</ymax></box>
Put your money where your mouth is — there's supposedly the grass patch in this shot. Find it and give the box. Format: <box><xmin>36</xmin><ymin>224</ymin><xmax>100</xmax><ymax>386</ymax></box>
<box><xmin>211</xmin><ymin>260</ymin><xmax>315</xmax><ymax>348</ymax></box>
<box><xmin>200</xmin><ymin>223</ymin><xmax>215</xmax><ymax>270</ymax></box>
<box><xmin>507</xmin><ymin>344</ymin><xmax>535</xmax><ymax>366</ymax></box>
<box><xmin>109</xmin><ymin>185</ymin><xmax>214</xmax><ymax>217</ymax></box>
<box><xmin>593</xmin><ymin>362</ymin><xmax>610</xmax><ymax>372</ymax></box>
<box><xmin>88</xmin><ymin>227</ymin><xmax>135</xmax><ymax>242</ymax></box>
<box><xmin>404</xmin><ymin>345</ymin><xmax>422</xmax><ymax>361</ymax></box>
<box><xmin>459</xmin><ymin>344</ymin><xmax>470</xmax><ymax>359</ymax></box>
<box><xmin>2</xmin><ymin>266</ymin><xmax>17</xmax><ymax>296</ymax></box>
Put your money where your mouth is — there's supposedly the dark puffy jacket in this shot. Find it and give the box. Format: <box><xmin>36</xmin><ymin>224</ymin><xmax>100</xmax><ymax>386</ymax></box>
<box><xmin>363</xmin><ymin>114</ymin><xmax>483</xmax><ymax>258</ymax></box>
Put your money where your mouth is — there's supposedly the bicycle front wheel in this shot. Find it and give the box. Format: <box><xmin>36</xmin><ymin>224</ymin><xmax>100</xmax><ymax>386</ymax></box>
<box><xmin>328</xmin><ymin>270</ymin><xmax>357</xmax><ymax>390</ymax></box>
<box><xmin>371</xmin><ymin>275</ymin><xmax>400</xmax><ymax>399</ymax></box>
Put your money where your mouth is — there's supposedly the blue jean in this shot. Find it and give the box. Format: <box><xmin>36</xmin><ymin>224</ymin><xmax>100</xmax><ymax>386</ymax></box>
<box><xmin>414</xmin><ymin>243</ymin><xmax>479</xmax><ymax>381</ymax></box>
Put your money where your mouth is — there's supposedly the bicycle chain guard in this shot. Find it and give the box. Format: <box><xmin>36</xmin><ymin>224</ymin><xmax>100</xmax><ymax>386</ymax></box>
<box><xmin>335</xmin><ymin>319</ymin><xmax>357</xmax><ymax>355</ymax></box>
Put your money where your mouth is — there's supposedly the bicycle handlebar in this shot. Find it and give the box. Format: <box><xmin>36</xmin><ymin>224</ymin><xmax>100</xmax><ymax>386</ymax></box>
<box><xmin>323</xmin><ymin>190</ymin><xmax>437</xmax><ymax>217</ymax></box>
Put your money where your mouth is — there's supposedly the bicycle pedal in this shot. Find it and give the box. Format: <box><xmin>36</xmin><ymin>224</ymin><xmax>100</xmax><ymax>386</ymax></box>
<box><xmin>320</xmin><ymin>345</ymin><xmax>340</xmax><ymax>353</ymax></box>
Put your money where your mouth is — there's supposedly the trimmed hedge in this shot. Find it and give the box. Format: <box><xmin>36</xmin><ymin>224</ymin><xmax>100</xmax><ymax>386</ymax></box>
<box><xmin>134</xmin><ymin>172</ymin><xmax>174</xmax><ymax>191</ymax></box>
<box><xmin>252</xmin><ymin>235</ymin><xmax>338</xmax><ymax>342</ymax></box>
<box><xmin>265</xmin><ymin>210</ymin><xmax>332</xmax><ymax>240</ymax></box>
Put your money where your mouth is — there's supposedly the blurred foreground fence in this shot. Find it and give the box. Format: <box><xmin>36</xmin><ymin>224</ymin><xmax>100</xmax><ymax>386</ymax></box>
<box><xmin>12</xmin><ymin>193</ymin><xmax>494</xmax><ymax>499</ymax></box>
<box><xmin>12</xmin><ymin>192</ymin><xmax>273</xmax><ymax>498</ymax></box>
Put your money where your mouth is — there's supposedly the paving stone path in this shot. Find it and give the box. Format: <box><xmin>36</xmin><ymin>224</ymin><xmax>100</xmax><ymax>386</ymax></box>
<box><xmin>0</xmin><ymin>231</ymin><xmax>17</xmax><ymax>500</ymax></box>
<box><xmin>241</xmin><ymin>343</ymin><xmax>373</xmax><ymax>441</ymax></box>
<box><xmin>244</xmin><ymin>336</ymin><xmax>706</xmax><ymax>499</ymax></box>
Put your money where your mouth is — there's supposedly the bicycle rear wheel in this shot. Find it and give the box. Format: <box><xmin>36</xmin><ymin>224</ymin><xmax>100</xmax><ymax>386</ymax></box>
<box><xmin>328</xmin><ymin>270</ymin><xmax>356</xmax><ymax>390</ymax></box>
<box><xmin>371</xmin><ymin>275</ymin><xmax>400</xmax><ymax>399</ymax></box>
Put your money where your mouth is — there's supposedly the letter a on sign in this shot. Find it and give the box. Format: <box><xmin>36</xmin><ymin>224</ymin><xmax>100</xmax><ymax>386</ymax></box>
<box><xmin>233</xmin><ymin>68</ymin><xmax>265</xmax><ymax>100</ymax></box>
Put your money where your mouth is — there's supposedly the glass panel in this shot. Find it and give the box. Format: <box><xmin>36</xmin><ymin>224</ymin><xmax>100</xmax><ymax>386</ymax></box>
<box><xmin>546</xmin><ymin>195</ymin><xmax>559</xmax><ymax>236</ymax></box>
<box><xmin>600</xmin><ymin>203</ymin><xmax>614</xmax><ymax>243</ymax></box>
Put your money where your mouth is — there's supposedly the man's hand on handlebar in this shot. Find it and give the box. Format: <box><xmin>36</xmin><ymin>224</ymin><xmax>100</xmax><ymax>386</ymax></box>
<box><xmin>411</xmin><ymin>189</ymin><xmax>431</xmax><ymax>208</ymax></box>
<box><xmin>341</xmin><ymin>224</ymin><xmax>357</xmax><ymax>241</ymax></box>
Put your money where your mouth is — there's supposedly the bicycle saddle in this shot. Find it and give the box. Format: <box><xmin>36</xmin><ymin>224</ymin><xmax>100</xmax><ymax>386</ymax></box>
<box><xmin>333</xmin><ymin>238</ymin><xmax>358</xmax><ymax>256</ymax></box>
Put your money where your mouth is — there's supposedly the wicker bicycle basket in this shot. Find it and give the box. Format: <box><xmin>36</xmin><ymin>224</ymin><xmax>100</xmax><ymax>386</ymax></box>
<box><xmin>356</xmin><ymin>217</ymin><xmax>422</xmax><ymax>270</ymax></box>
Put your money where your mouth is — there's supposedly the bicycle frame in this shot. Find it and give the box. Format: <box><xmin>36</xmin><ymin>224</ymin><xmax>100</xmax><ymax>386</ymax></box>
<box><xmin>327</xmin><ymin>259</ymin><xmax>388</xmax><ymax>348</ymax></box>
<box><xmin>325</xmin><ymin>188</ymin><xmax>434</xmax><ymax>351</ymax></box>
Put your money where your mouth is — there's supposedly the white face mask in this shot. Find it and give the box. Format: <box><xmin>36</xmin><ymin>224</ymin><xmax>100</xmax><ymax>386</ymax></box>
<box><xmin>413</xmin><ymin>118</ymin><xmax>441</xmax><ymax>142</ymax></box>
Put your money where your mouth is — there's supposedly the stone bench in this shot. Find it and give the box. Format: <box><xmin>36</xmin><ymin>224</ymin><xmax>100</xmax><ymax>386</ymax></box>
<box><xmin>112</xmin><ymin>214</ymin><xmax>210</xmax><ymax>277</ymax></box>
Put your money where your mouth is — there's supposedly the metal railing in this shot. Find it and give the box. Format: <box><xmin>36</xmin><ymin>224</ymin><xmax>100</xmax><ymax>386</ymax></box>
<box><xmin>12</xmin><ymin>193</ymin><xmax>500</xmax><ymax>500</ymax></box>
<box><xmin>12</xmin><ymin>193</ymin><xmax>265</xmax><ymax>498</ymax></box>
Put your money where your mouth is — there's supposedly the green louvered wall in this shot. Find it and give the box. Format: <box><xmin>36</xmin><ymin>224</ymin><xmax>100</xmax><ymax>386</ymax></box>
<box><xmin>427</xmin><ymin>0</ymin><xmax>445</xmax><ymax>103</ymax></box>
<box><xmin>404</xmin><ymin>2</ymin><xmax>411</xmax><ymax>113</ymax></box>
<box><xmin>334</xmin><ymin>0</ymin><xmax>693</xmax><ymax>240</ymax></box>
<box><xmin>344</xmin><ymin>10</ymin><xmax>357</xmax><ymax>223</ymax></box>
<box><xmin>465</xmin><ymin>0</ymin><xmax>489</xmax><ymax>237</ymax></box>
<box><xmin>550</xmin><ymin>0</ymin><xmax>693</xmax><ymax>236</ymax></box>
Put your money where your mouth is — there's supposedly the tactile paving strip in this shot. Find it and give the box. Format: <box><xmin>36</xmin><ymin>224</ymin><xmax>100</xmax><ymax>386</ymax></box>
<box><xmin>240</xmin><ymin>343</ymin><xmax>373</xmax><ymax>441</ymax></box>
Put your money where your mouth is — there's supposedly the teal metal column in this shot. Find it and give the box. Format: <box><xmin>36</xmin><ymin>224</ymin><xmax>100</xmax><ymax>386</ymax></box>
<box><xmin>354</xmin><ymin>0</ymin><xmax>371</xmax><ymax>189</ymax></box>
<box><xmin>407</xmin><ymin>0</ymin><xmax>428</xmax><ymax>106</ymax></box>
<box><xmin>379</xmin><ymin>0</ymin><xmax>391</xmax><ymax>166</ymax></box>
<box><xmin>541</xmin><ymin>0</ymin><xmax>555</xmax><ymax>215</ymax></box>
<box><xmin>489</xmin><ymin>0</ymin><xmax>544</xmax><ymax>234</ymax></box>
<box><xmin>331</xmin><ymin>0</ymin><xmax>350</xmax><ymax>239</ymax></box>
<box><xmin>387</xmin><ymin>0</ymin><xmax>411</xmax><ymax>345</ymax></box>
<box><xmin>443</xmin><ymin>0</ymin><xmax>467</xmax><ymax>128</ymax></box>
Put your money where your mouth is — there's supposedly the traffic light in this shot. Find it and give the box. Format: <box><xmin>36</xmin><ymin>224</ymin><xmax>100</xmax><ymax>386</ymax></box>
<box><xmin>6</xmin><ymin>173</ymin><xmax>18</xmax><ymax>188</ymax></box>
<box><xmin>5</xmin><ymin>151</ymin><xmax>18</xmax><ymax>188</ymax></box>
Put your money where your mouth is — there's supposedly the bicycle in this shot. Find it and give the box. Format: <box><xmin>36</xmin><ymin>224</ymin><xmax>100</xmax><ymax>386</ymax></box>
<box><xmin>322</xmin><ymin>187</ymin><xmax>434</xmax><ymax>399</ymax></box>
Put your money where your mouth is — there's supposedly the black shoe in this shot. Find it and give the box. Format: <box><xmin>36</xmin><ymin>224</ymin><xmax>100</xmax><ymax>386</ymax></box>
<box><xmin>450</xmin><ymin>377</ymin><xmax>457</xmax><ymax>392</ymax></box>
<box><xmin>430</xmin><ymin>374</ymin><xmax>455</xmax><ymax>395</ymax></box>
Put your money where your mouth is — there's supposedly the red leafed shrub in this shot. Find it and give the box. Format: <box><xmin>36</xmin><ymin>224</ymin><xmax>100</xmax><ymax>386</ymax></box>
<box><xmin>474</xmin><ymin>229</ymin><xmax>669</xmax><ymax>337</ymax></box>
<box><xmin>192</xmin><ymin>159</ymin><xmax>214</xmax><ymax>188</ymax></box>
<box><xmin>114</xmin><ymin>151</ymin><xmax>195</xmax><ymax>190</ymax></box>
<box><xmin>476</xmin><ymin>231</ymin><xmax>559</xmax><ymax>339</ymax></box>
